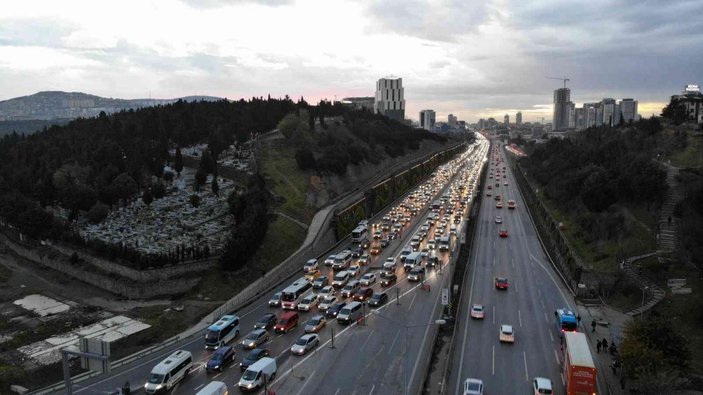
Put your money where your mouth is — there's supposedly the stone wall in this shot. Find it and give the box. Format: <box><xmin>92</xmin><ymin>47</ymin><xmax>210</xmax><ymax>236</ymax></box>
<box><xmin>0</xmin><ymin>232</ymin><xmax>200</xmax><ymax>298</ymax></box>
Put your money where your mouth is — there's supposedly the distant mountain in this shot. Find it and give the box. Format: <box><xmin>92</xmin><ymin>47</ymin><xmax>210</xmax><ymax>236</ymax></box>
<box><xmin>0</xmin><ymin>91</ymin><xmax>224</xmax><ymax>121</ymax></box>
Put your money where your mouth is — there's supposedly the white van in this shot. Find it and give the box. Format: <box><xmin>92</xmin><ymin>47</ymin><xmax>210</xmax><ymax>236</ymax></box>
<box><xmin>195</xmin><ymin>381</ymin><xmax>228</xmax><ymax>395</ymax></box>
<box><xmin>404</xmin><ymin>252</ymin><xmax>422</xmax><ymax>270</ymax></box>
<box><xmin>332</xmin><ymin>250</ymin><xmax>352</xmax><ymax>270</ymax></box>
<box><xmin>337</xmin><ymin>301</ymin><xmax>363</xmax><ymax>325</ymax></box>
<box><xmin>238</xmin><ymin>357</ymin><xmax>277</xmax><ymax>391</ymax></box>
<box><xmin>144</xmin><ymin>350</ymin><xmax>193</xmax><ymax>394</ymax></box>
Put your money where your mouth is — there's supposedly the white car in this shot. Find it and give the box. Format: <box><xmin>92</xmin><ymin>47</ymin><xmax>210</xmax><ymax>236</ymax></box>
<box><xmin>290</xmin><ymin>334</ymin><xmax>319</xmax><ymax>355</ymax></box>
<box><xmin>532</xmin><ymin>377</ymin><xmax>553</xmax><ymax>394</ymax></box>
<box><xmin>268</xmin><ymin>292</ymin><xmax>282</xmax><ymax>307</ymax></box>
<box><xmin>332</xmin><ymin>271</ymin><xmax>350</xmax><ymax>288</ymax></box>
<box><xmin>360</xmin><ymin>273</ymin><xmax>376</xmax><ymax>286</ymax></box>
<box><xmin>318</xmin><ymin>295</ymin><xmax>338</xmax><ymax>311</ymax></box>
<box><xmin>297</xmin><ymin>293</ymin><xmax>319</xmax><ymax>311</ymax></box>
<box><xmin>319</xmin><ymin>285</ymin><xmax>336</xmax><ymax>297</ymax></box>
<box><xmin>470</xmin><ymin>304</ymin><xmax>485</xmax><ymax>319</ymax></box>
<box><xmin>383</xmin><ymin>257</ymin><xmax>397</xmax><ymax>270</ymax></box>
<box><xmin>495</xmin><ymin>216</ymin><xmax>502</xmax><ymax>224</ymax></box>
<box><xmin>358</xmin><ymin>254</ymin><xmax>370</xmax><ymax>265</ymax></box>
<box><xmin>463</xmin><ymin>378</ymin><xmax>484</xmax><ymax>395</ymax></box>
<box><xmin>324</xmin><ymin>255</ymin><xmax>336</xmax><ymax>266</ymax></box>
<box><xmin>303</xmin><ymin>259</ymin><xmax>318</xmax><ymax>273</ymax></box>
<box><xmin>499</xmin><ymin>324</ymin><xmax>515</xmax><ymax>343</ymax></box>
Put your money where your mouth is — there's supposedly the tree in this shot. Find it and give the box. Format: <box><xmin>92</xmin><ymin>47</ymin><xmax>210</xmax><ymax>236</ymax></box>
<box><xmin>189</xmin><ymin>194</ymin><xmax>201</xmax><ymax>207</ymax></box>
<box><xmin>294</xmin><ymin>148</ymin><xmax>316</xmax><ymax>170</ymax></box>
<box><xmin>142</xmin><ymin>188</ymin><xmax>154</xmax><ymax>206</ymax></box>
<box><xmin>580</xmin><ymin>166</ymin><xmax>616</xmax><ymax>212</ymax></box>
<box><xmin>87</xmin><ymin>202</ymin><xmax>109</xmax><ymax>224</ymax></box>
<box><xmin>661</xmin><ymin>98</ymin><xmax>688</xmax><ymax>125</ymax></box>
<box><xmin>174</xmin><ymin>147</ymin><xmax>184</xmax><ymax>177</ymax></box>
<box><xmin>109</xmin><ymin>173</ymin><xmax>138</xmax><ymax>206</ymax></box>
<box><xmin>194</xmin><ymin>168</ymin><xmax>207</xmax><ymax>191</ymax></box>
<box><xmin>200</xmin><ymin>148</ymin><xmax>215</xmax><ymax>174</ymax></box>
<box><xmin>620</xmin><ymin>316</ymin><xmax>690</xmax><ymax>392</ymax></box>
<box><xmin>211</xmin><ymin>176</ymin><xmax>219</xmax><ymax>196</ymax></box>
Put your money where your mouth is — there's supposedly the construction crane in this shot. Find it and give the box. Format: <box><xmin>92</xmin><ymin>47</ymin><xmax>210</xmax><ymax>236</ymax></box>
<box><xmin>546</xmin><ymin>76</ymin><xmax>570</xmax><ymax>89</ymax></box>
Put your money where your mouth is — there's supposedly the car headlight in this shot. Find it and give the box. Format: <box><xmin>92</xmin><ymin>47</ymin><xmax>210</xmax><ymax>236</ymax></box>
<box><xmin>155</xmin><ymin>384</ymin><xmax>163</xmax><ymax>390</ymax></box>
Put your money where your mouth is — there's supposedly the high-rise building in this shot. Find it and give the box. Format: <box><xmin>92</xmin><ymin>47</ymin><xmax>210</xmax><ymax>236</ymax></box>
<box><xmin>448</xmin><ymin>113</ymin><xmax>458</xmax><ymax>126</ymax></box>
<box><xmin>619</xmin><ymin>98</ymin><xmax>638</xmax><ymax>124</ymax></box>
<box><xmin>553</xmin><ymin>88</ymin><xmax>573</xmax><ymax>130</ymax></box>
<box><xmin>374</xmin><ymin>77</ymin><xmax>405</xmax><ymax>121</ymax></box>
<box><xmin>419</xmin><ymin>110</ymin><xmax>436</xmax><ymax>131</ymax></box>
<box><xmin>574</xmin><ymin>107</ymin><xmax>585</xmax><ymax>130</ymax></box>
<box><xmin>504</xmin><ymin>114</ymin><xmax>510</xmax><ymax>125</ymax></box>
<box><xmin>601</xmin><ymin>98</ymin><xmax>618</xmax><ymax>126</ymax></box>
<box><xmin>516</xmin><ymin>112</ymin><xmax>522</xmax><ymax>125</ymax></box>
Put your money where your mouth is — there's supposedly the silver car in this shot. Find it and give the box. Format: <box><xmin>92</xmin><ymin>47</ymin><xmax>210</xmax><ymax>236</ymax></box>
<box><xmin>241</xmin><ymin>329</ymin><xmax>269</xmax><ymax>350</ymax></box>
<box><xmin>318</xmin><ymin>295</ymin><xmax>338</xmax><ymax>311</ymax></box>
<box><xmin>290</xmin><ymin>334</ymin><xmax>319</xmax><ymax>355</ymax></box>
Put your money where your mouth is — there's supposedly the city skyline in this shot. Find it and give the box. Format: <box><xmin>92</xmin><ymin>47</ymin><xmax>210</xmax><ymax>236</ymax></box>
<box><xmin>1</xmin><ymin>0</ymin><xmax>701</xmax><ymax>123</ymax></box>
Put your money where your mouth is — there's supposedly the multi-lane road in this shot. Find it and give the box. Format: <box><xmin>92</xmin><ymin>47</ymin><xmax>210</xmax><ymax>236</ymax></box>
<box><xmin>59</xmin><ymin>137</ymin><xmax>489</xmax><ymax>394</ymax></box>
<box><xmin>446</xmin><ymin>141</ymin><xmax>603</xmax><ymax>395</ymax></box>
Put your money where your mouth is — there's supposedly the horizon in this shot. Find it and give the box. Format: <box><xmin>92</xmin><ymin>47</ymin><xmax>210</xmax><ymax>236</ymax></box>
<box><xmin>1</xmin><ymin>0</ymin><xmax>701</xmax><ymax>123</ymax></box>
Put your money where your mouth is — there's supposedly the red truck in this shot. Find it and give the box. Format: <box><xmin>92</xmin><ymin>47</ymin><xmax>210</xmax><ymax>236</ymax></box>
<box><xmin>563</xmin><ymin>331</ymin><xmax>597</xmax><ymax>395</ymax></box>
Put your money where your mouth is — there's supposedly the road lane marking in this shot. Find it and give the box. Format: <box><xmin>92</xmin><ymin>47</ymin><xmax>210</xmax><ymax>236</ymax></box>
<box><xmin>409</xmin><ymin>270</ymin><xmax>446</xmax><ymax>393</ymax></box>
<box><xmin>359</xmin><ymin>331</ymin><xmax>373</xmax><ymax>352</ymax></box>
<box><xmin>523</xmin><ymin>351</ymin><xmax>529</xmax><ymax>381</ymax></box>
<box><xmin>369</xmin><ymin>384</ymin><xmax>375</xmax><ymax>395</ymax></box>
<box><xmin>214</xmin><ymin>372</ymin><xmax>221</xmax><ymax>378</ymax></box>
<box><xmin>560</xmin><ymin>373</ymin><xmax>565</xmax><ymax>386</ymax></box>
<box><xmin>543</xmin><ymin>312</ymin><xmax>548</xmax><ymax>323</ymax></box>
<box><xmin>540</xmin><ymin>298</ymin><xmax>546</xmax><ymax>309</ymax></box>
<box><xmin>511</xmin><ymin>257</ymin><xmax>514</xmax><ymax>267</ymax></box>
<box><xmin>549</xmin><ymin>330</ymin><xmax>554</xmax><ymax>342</ymax></box>
<box><xmin>492</xmin><ymin>346</ymin><xmax>495</xmax><ymax>375</ymax></box>
<box><xmin>518</xmin><ymin>310</ymin><xmax>522</xmax><ymax>327</ymax></box>
<box><xmin>408</xmin><ymin>293</ymin><xmax>417</xmax><ymax>311</ymax></box>
<box><xmin>492</xmin><ymin>306</ymin><xmax>496</xmax><ymax>324</ymax></box>
<box><xmin>195</xmin><ymin>384</ymin><xmax>205</xmax><ymax>391</ymax></box>
<box><xmin>492</xmin><ymin>257</ymin><xmax>495</xmax><ymax>266</ymax></box>
<box><xmin>554</xmin><ymin>349</ymin><xmax>560</xmax><ymax>365</ymax></box>
<box><xmin>514</xmin><ymin>282</ymin><xmax>518</xmax><ymax>293</ymax></box>
<box><xmin>335</xmin><ymin>388</ymin><xmax>341</xmax><ymax>395</ymax></box>
<box><xmin>294</xmin><ymin>369</ymin><xmax>316</xmax><ymax>395</ymax></box>
<box><xmin>389</xmin><ymin>330</ymin><xmax>401</xmax><ymax>352</ymax></box>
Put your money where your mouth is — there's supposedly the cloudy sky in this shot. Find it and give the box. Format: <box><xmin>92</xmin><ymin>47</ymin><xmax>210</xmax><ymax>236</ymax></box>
<box><xmin>1</xmin><ymin>0</ymin><xmax>701</xmax><ymax>123</ymax></box>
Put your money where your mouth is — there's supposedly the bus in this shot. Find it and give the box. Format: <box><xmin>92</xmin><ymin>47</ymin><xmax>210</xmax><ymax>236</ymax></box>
<box><xmin>555</xmin><ymin>308</ymin><xmax>579</xmax><ymax>337</ymax></box>
<box><xmin>351</xmin><ymin>225</ymin><xmax>368</xmax><ymax>243</ymax></box>
<box><xmin>563</xmin><ymin>332</ymin><xmax>597</xmax><ymax>395</ymax></box>
<box><xmin>205</xmin><ymin>315</ymin><xmax>240</xmax><ymax>349</ymax></box>
<box><xmin>281</xmin><ymin>277</ymin><xmax>313</xmax><ymax>310</ymax></box>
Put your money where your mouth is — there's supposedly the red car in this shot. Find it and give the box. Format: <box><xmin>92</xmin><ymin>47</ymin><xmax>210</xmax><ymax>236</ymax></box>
<box><xmin>352</xmin><ymin>287</ymin><xmax>373</xmax><ymax>302</ymax></box>
<box><xmin>499</xmin><ymin>229</ymin><xmax>509</xmax><ymax>238</ymax></box>
<box><xmin>495</xmin><ymin>277</ymin><xmax>509</xmax><ymax>290</ymax></box>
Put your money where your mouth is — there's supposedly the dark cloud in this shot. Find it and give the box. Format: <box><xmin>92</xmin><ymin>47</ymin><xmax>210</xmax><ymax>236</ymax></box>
<box><xmin>363</xmin><ymin>0</ymin><xmax>491</xmax><ymax>42</ymax></box>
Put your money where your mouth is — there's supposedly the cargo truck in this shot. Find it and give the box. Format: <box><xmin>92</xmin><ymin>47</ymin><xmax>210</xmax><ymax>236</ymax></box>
<box><xmin>563</xmin><ymin>331</ymin><xmax>597</xmax><ymax>395</ymax></box>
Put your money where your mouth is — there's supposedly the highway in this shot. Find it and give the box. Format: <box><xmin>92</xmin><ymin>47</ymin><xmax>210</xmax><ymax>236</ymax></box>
<box><xmin>58</xmin><ymin>138</ymin><xmax>489</xmax><ymax>394</ymax></box>
<box><xmin>446</xmin><ymin>141</ymin><xmax>601</xmax><ymax>395</ymax></box>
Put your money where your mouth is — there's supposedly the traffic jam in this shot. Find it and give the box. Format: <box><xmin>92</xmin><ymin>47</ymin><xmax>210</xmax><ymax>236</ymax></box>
<box><xmin>150</xmin><ymin>138</ymin><xmax>491</xmax><ymax>394</ymax></box>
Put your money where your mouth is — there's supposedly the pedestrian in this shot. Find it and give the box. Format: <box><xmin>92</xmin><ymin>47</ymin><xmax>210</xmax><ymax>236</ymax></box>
<box><xmin>596</xmin><ymin>339</ymin><xmax>602</xmax><ymax>353</ymax></box>
<box><xmin>602</xmin><ymin>338</ymin><xmax>608</xmax><ymax>349</ymax></box>
<box><xmin>591</xmin><ymin>320</ymin><xmax>597</xmax><ymax>332</ymax></box>
<box><xmin>577</xmin><ymin>314</ymin><xmax>581</xmax><ymax>325</ymax></box>
<box><xmin>611</xmin><ymin>361</ymin><xmax>617</xmax><ymax>375</ymax></box>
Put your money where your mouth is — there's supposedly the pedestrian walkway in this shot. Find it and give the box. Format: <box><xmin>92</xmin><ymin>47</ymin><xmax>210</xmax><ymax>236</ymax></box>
<box><xmin>620</xmin><ymin>253</ymin><xmax>666</xmax><ymax>317</ymax></box>
<box><xmin>576</xmin><ymin>303</ymin><xmax>631</xmax><ymax>394</ymax></box>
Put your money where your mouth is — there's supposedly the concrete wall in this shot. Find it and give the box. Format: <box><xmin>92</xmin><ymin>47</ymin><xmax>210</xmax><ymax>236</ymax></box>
<box><xmin>0</xmin><ymin>233</ymin><xmax>200</xmax><ymax>298</ymax></box>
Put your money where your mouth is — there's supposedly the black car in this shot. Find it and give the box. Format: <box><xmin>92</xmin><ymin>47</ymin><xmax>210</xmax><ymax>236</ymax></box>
<box><xmin>351</xmin><ymin>247</ymin><xmax>363</xmax><ymax>258</ymax></box>
<box><xmin>380</xmin><ymin>237</ymin><xmax>391</xmax><ymax>248</ymax></box>
<box><xmin>325</xmin><ymin>302</ymin><xmax>347</xmax><ymax>319</ymax></box>
<box><xmin>239</xmin><ymin>348</ymin><xmax>270</xmax><ymax>371</ymax></box>
<box><xmin>206</xmin><ymin>345</ymin><xmax>235</xmax><ymax>373</ymax></box>
<box><xmin>254</xmin><ymin>313</ymin><xmax>277</xmax><ymax>330</ymax></box>
<box><xmin>380</xmin><ymin>273</ymin><xmax>397</xmax><ymax>286</ymax></box>
<box><xmin>368</xmin><ymin>292</ymin><xmax>388</xmax><ymax>307</ymax></box>
<box><xmin>360</xmin><ymin>238</ymin><xmax>371</xmax><ymax>249</ymax></box>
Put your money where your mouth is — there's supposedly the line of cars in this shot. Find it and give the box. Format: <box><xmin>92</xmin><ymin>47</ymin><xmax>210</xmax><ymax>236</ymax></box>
<box><xmin>462</xmin><ymin>141</ymin><xmax>553</xmax><ymax>395</ymax></box>
<box><xmin>147</xmin><ymin>142</ymin><xmax>489</xmax><ymax>394</ymax></box>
